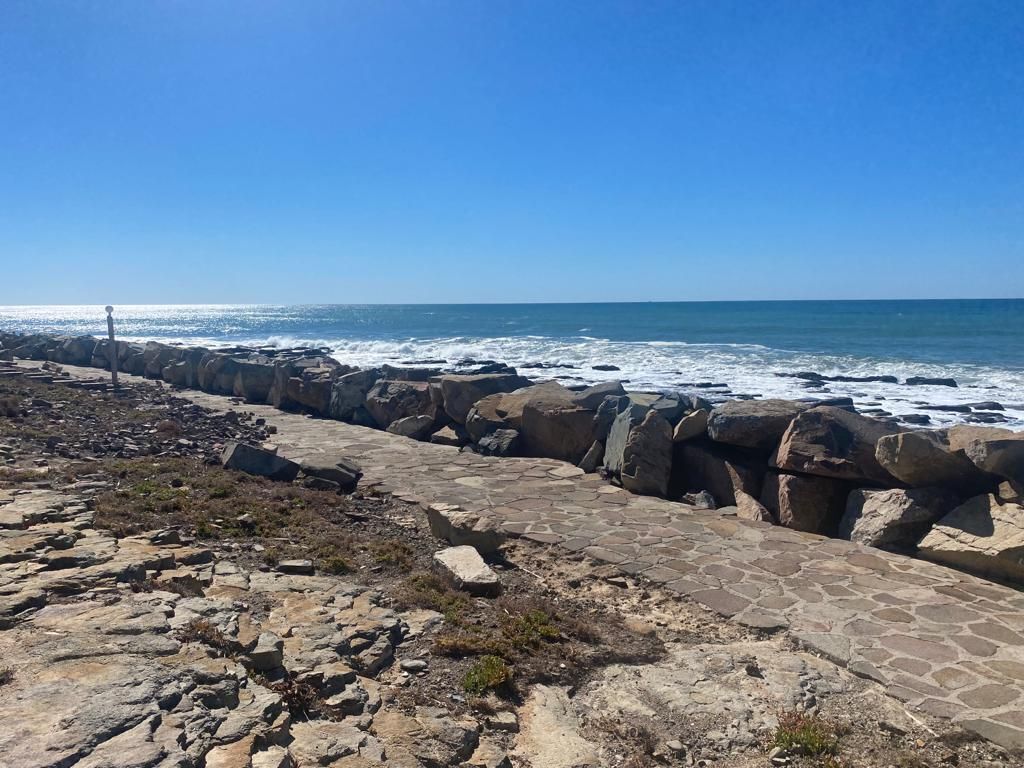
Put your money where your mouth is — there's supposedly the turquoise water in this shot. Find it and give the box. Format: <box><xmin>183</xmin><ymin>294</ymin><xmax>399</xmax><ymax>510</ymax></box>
<box><xmin>2</xmin><ymin>300</ymin><xmax>1022</xmax><ymax>426</ymax></box>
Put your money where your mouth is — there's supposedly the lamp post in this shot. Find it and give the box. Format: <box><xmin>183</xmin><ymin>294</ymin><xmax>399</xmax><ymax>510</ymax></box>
<box><xmin>105</xmin><ymin>305</ymin><xmax>118</xmax><ymax>389</ymax></box>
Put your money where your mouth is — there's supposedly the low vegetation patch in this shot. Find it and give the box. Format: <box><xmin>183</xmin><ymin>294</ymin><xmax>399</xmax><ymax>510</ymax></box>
<box><xmin>463</xmin><ymin>655</ymin><xmax>512</xmax><ymax>696</ymax></box>
<box><xmin>773</xmin><ymin>710</ymin><xmax>840</xmax><ymax>756</ymax></box>
<box><xmin>176</xmin><ymin>618</ymin><xmax>236</xmax><ymax>657</ymax></box>
<box><xmin>0</xmin><ymin>667</ymin><xmax>13</xmax><ymax>686</ymax></box>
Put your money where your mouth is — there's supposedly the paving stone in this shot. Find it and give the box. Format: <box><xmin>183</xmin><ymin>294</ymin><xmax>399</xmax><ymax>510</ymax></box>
<box><xmin>958</xmin><ymin>683</ymin><xmax>1020</xmax><ymax>709</ymax></box>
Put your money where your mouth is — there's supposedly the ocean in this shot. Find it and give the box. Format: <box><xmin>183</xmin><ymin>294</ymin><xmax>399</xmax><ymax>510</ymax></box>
<box><xmin>2</xmin><ymin>300</ymin><xmax>1022</xmax><ymax>428</ymax></box>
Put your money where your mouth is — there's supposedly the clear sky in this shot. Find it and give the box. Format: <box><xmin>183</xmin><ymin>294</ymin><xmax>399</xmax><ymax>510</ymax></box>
<box><xmin>1</xmin><ymin>1</ymin><xmax>1022</xmax><ymax>304</ymax></box>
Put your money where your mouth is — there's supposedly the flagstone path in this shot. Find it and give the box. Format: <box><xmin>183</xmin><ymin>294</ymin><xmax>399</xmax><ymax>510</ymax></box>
<box><xmin>22</xmin><ymin>363</ymin><xmax>1024</xmax><ymax>750</ymax></box>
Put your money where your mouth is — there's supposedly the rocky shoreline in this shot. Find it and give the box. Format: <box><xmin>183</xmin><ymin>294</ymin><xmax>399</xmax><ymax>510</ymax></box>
<box><xmin>2</xmin><ymin>331</ymin><xmax>1023</xmax><ymax>591</ymax></box>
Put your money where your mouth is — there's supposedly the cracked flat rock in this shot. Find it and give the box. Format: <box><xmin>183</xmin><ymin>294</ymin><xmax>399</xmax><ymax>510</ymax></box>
<box><xmin>433</xmin><ymin>545</ymin><xmax>500</xmax><ymax>596</ymax></box>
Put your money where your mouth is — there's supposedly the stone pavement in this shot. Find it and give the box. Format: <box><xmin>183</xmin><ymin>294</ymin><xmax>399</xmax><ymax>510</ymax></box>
<box><xmin>32</xmin><ymin>364</ymin><xmax>1024</xmax><ymax>750</ymax></box>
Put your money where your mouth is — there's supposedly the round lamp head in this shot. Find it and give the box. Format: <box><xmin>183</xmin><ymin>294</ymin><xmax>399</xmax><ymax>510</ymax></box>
<box><xmin>105</xmin><ymin>305</ymin><xmax>114</xmax><ymax>314</ymax></box>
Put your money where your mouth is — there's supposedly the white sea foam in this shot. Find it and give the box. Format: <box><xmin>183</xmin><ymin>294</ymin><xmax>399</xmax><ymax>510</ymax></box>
<box><xmin>146</xmin><ymin>332</ymin><xmax>1024</xmax><ymax>429</ymax></box>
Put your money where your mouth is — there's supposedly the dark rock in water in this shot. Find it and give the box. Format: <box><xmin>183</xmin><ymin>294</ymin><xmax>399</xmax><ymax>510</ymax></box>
<box><xmin>592</xmin><ymin>364</ymin><xmax>620</xmax><ymax>371</ymax></box>
<box><xmin>967</xmin><ymin>412</ymin><xmax>1009</xmax><ymax>424</ymax></box>
<box><xmin>402</xmin><ymin>359</ymin><xmax>448</xmax><ymax>365</ymax></box>
<box><xmin>473</xmin><ymin>362</ymin><xmax>516</xmax><ymax>374</ymax></box>
<box><xmin>900</xmin><ymin>414</ymin><xmax>931</xmax><ymax>425</ymax></box>
<box><xmin>797</xmin><ymin>396</ymin><xmax>855</xmax><ymax>408</ymax></box>
<box><xmin>920</xmin><ymin>404</ymin><xmax>972</xmax><ymax>413</ymax></box>
<box><xmin>521</xmin><ymin>361</ymin><xmax>577</xmax><ymax>369</ymax></box>
<box><xmin>905</xmin><ymin>376</ymin><xmax>957</xmax><ymax>387</ymax></box>
<box><xmin>222</xmin><ymin>442</ymin><xmax>300</xmax><ymax>482</ymax></box>
<box><xmin>778</xmin><ymin>372</ymin><xmax>898</xmax><ymax>384</ymax></box>
<box><xmin>966</xmin><ymin>401</ymin><xmax>1004</xmax><ymax>411</ymax></box>
<box><xmin>693</xmin><ymin>382</ymin><xmax>728</xmax><ymax>389</ymax></box>
<box><xmin>477</xmin><ymin>428</ymin><xmax>521</xmax><ymax>457</ymax></box>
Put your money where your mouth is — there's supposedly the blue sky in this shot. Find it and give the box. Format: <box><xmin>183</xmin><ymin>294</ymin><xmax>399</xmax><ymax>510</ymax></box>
<box><xmin>1</xmin><ymin>1</ymin><xmax>1022</xmax><ymax>303</ymax></box>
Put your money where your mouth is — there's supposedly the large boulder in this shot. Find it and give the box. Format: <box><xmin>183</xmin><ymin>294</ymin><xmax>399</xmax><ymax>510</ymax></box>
<box><xmin>571</xmin><ymin>381</ymin><xmax>626</xmax><ymax>410</ymax></box>
<box><xmin>760</xmin><ymin>472</ymin><xmax>850</xmax><ymax>535</ymax></box>
<box><xmin>232</xmin><ymin>359</ymin><xmax>276</xmax><ymax>403</ymax></box>
<box><xmin>438</xmin><ymin>373</ymin><xmax>532</xmax><ymax>425</ymax></box>
<box><xmin>329</xmin><ymin>368</ymin><xmax>382</xmax><ymax>421</ymax></box>
<box><xmin>839</xmin><ymin>488</ymin><xmax>959</xmax><ymax>550</ymax></box>
<box><xmin>142</xmin><ymin>342</ymin><xmax>182</xmax><ymax>379</ymax></box>
<box><xmin>425</xmin><ymin>506</ymin><xmax>506</xmax><ymax>555</ymax></box>
<box><xmin>917</xmin><ymin>494</ymin><xmax>1024</xmax><ymax>585</ymax></box>
<box><xmin>603</xmin><ymin>397</ymin><xmax>657</xmax><ymax>475</ymax></box>
<box><xmin>465</xmin><ymin>381</ymin><xmax>568</xmax><ymax>442</ymax></box>
<box><xmin>772</xmin><ymin>406</ymin><xmax>899</xmax><ymax>484</ymax></box>
<box><xmin>286</xmin><ymin>369</ymin><xmax>337</xmax><ymax>415</ymax></box>
<box><xmin>707</xmin><ymin>400</ymin><xmax>809</xmax><ymax>452</ymax></box>
<box><xmin>875</xmin><ymin>431</ymin><xmax>994</xmax><ymax>492</ymax></box>
<box><xmin>620</xmin><ymin>410</ymin><xmax>673</xmax><ymax>497</ymax></box>
<box><xmin>300</xmin><ymin>458</ymin><xmax>362</xmax><ymax>492</ymax></box>
<box><xmin>521</xmin><ymin>402</ymin><xmax>596</xmax><ymax>464</ymax></box>
<box><xmin>365</xmin><ymin>381</ymin><xmax>436</xmax><ymax>430</ymax></box>
<box><xmin>670</xmin><ymin>442</ymin><xmax>764</xmax><ymax>507</ymax></box>
<box><xmin>54</xmin><ymin>335</ymin><xmax>98</xmax><ymax>366</ymax></box>
<box><xmin>222</xmin><ymin>442</ymin><xmax>300</xmax><ymax>482</ymax></box>
<box><xmin>951</xmin><ymin>426</ymin><xmax>1024</xmax><ymax>486</ymax></box>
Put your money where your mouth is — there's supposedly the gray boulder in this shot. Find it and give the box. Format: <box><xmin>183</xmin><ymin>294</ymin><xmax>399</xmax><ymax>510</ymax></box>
<box><xmin>875</xmin><ymin>430</ymin><xmax>992</xmax><ymax>492</ymax></box>
<box><xmin>387</xmin><ymin>414</ymin><xmax>436</xmax><ymax>440</ymax></box>
<box><xmin>708</xmin><ymin>399</ymin><xmax>809</xmax><ymax>452</ymax></box>
<box><xmin>603</xmin><ymin>398</ymin><xmax>653</xmax><ymax>475</ymax></box>
<box><xmin>365</xmin><ymin>380</ymin><xmax>436</xmax><ymax>429</ymax></box>
<box><xmin>328</xmin><ymin>368</ymin><xmax>382</xmax><ymax>421</ymax></box>
<box><xmin>476</xmin><ymin>429</ymin><xmax>521</xmax><ymax>457</ymax></box>
<box><xmin>571</xmin><ymin>381</ymin><xmax>626</xmax><ymax>410</ymax></box>
<box><xmin>222</xmin><ymin>442</ymin><xmax>300</xmax><ymax>482</ymax></box>
<box><xmin>620</xmin><ymin>410</ymin><xmax>673</xmax><ymax>497</ymax></box>
<box><xmin>839</xmin><ymin>487</ymin><xmax>958</xmax><ymax>550</ymax></box>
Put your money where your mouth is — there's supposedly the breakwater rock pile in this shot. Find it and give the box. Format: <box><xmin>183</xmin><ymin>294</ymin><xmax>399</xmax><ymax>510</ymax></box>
<box><xmin>3</xmin><ymin>331</ymin><xmax>1022</xmax><ymax>588</ymax></box>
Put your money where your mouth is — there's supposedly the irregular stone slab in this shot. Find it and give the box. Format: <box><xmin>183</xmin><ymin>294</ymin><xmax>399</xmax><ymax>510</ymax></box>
<box><xmin>772</xmin><ymin>406</ymin><xmax>899</xmax><ymax>484</ymax></box>
<box><xmin>735</xmin><ymin>489</ymin><xmax>773</xmax><ymax>523</ymax></box>
<box><xmin>512</xmin><ymin>685</ymin><xmax>599</xmax><ymax>768</ymax></box>
<box><xmin>918</xmin><ymin>495</ymin><xmax>1024</xmax><ymax>585</ymax></box>
<box><xmin>433</xmin><ymin>546</ymin><xmax>500</xmax><ymax>595</ymax></box>
<box><xmin>839</xmin><ymin>487</ymin><xmax>958</xmax><ymax>550</ymax></box>
<box><xmin>707</xmin><ymin>399</ymin><xmax>808</xmax><ymax>452</ymax></box>
<box><xmin>429</xmin><ymin>425</ymin><xmax>466</xmax><ymax>447</ymax></box>
<box><xmin>222</xmin><ymin>442</ymin><xmax>300</xmax><ymax>482</ymax></box>
<box><xmin>761</xmin><ymin>472</ymin><xmax>850</xmax><ymax>534</ymax></box>
<box><xmin>620</xmin><ymin>410</ymin><xmax>672</xmax><ymax>498</ymax></box>
<box><xmin>425</xmin><ymin>506</ymin><xmax>507</xmax><ymax>555</ymax></box>
<box><xmin>249</xmin><ymin>631</ymin><xmax>284</xmax><ymax>671</ymax></box>
<box><xmin>476</xmin><ymin>429</ymin><xmax>520</xmax><ymax>457</ymax></box>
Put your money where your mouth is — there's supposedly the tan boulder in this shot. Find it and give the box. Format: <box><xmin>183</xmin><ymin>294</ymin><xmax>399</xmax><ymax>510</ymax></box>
<box><xmin>917</xmin><ymin>494</ymin><xmax>1024</xmax><ymax>585</ymax></box>
<box><xmin>760</xmin><ymin>472</ymin><xmax>850</xmax><ymax>535</ymax></box>
<box><xmin>772</xmin><ymin>406</ymin><xmax>898</xmax><ymax>484</ymax></box>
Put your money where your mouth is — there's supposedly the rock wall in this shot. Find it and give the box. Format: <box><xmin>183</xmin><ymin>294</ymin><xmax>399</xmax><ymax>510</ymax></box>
<box><xmin>3</xmin><ymin>330</ymin><xmax>1022</xmax><ymax>586</ymax></box>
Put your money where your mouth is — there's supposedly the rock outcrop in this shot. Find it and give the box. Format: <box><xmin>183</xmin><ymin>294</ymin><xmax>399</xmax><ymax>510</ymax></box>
<box><xmin>917</xmin><ymin>494</ymin><xmax>1024</xmax><ymax>584</ymax></box>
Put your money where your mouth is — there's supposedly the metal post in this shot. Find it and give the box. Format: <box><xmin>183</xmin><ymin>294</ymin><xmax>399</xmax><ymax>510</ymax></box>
<box><xmin>105</xmin><ymin>305</ymin><xmax>118</xmax><ymax>389</ymax></box>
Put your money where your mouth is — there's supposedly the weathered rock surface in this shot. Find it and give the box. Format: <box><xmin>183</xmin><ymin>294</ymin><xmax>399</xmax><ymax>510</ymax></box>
<box><xmin>438</xmin><ymin>372</ymin><xmax>531</xmax><ymax>425</ymax></box>
<box><xmin>329</xmin><ymin>368</ymin><xmax>382</xmax><ymax>421</ymax></box>
<box><xmin>364</xmin><ymin>380</ymin><xmax>435</xmax><ymax>430</ymax></box>
<box><xmin>222</xmin><ymin>441</ymin><xmax>301</xmax><ymax>482</ymax></box>
<box><xmin>425</xmin><ymin>504</ymin><xmax>506</xmax><ymax>555</ymax></box>
<box><xmin>708</xmin><ymin>399</ymin><xmax>809</xmax><ymax>452</ymax></box>
<box><xmin>300</xmin><ymin>458</ymin><xmax>362</xmax><ymax>492</ymax></box>
<box><xmin>875</xmin><ymin>431</ymin><xmax>991</xmax><ymax>491</ymax></box>
<box><xmin>673</xmin><ymin>408</ymin><xmax>709</xmax><ymax>442</ymax></box>
<box><xmin>476</xmin><ymin>428</ymin><xmax>521</xmax><ymax>457</ymax></box>
<box><xmin>570</xmin><ymin>380</ymin><xmax>626</xmax><ymax>410</ymax></box>
<box><xmin>839</xmin><ymin>487</ymin><xmax>958</xmax><ymax>550</ymax></box>
<box><xmin>917</xmin><ymin>494</ymin><xmax>1024</xmax><ymax>584</ymax></box>
<box><xmin>386</xmin><ymin>414</ymin><xmax>436</xmax><ymax>441</ymax></box>
<box><xmin>620</xmin><ymin>410</ymin><xmax>672</xmax><ymax>497</ymax></box>
<box><xmin>520</xmin><ymin>389</ymin><xmax>596</xmax><ymax>465</ymax></box>
<box><xmin>433</xmin><ymin>546</ymin><xmax>500</xmax><ymax>595</ymax></box>
<box><xmin>773</xmin><ymin>406</ymin><xmax>898</xmax><ymax>484</ymax></box>
<box><xmin>760</xmin><ymin>472</ymin><xmax>850</xmax><ymax>534</ymax></box>
<box><xmin>464</xmin><ymin>381</ymin><xmax>567</xmax><ymax>443</ymax></box>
